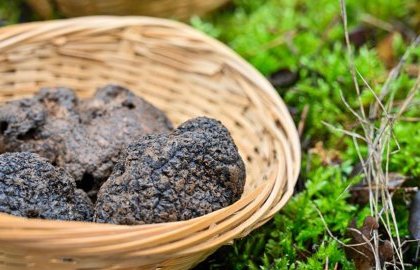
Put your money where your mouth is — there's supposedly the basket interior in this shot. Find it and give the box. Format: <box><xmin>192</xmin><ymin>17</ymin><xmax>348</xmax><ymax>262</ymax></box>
<box><xmin>0</xmin><ymin>21</ymin><xmax>280</xmax><ymax>196</ymax></box>
<box><xmin>0</xmin><ymin>17</ymin><xmax>300</xmax><ymax>269</ymax></box>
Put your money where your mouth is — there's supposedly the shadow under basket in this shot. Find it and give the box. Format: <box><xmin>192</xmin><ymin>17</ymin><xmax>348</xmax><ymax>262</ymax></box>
<box><xmin>0</xmin><ymin>16</ymin><xmax>300</xmax><ymax>270</ymax></box>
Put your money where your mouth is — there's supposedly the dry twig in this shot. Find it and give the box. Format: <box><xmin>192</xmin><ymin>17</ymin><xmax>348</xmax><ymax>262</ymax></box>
<box><xmin>328</xmin><ymin>0</ymin><xmax>420</xmax><ymax>269</ymax></box>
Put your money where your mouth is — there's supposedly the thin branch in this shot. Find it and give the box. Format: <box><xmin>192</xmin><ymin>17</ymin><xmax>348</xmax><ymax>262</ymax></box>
<box><xmin>339</xmin><ymin>0</ymin><xmax>367</xmax><ymax>120</ymax></box>
<box><xmin>322</xmin><ymin>121</ymin><xmax>367</xmax><ymax>141</ymax></box>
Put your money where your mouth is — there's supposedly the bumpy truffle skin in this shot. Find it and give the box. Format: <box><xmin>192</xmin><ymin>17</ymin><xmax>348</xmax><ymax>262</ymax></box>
<box><xmin>0</xmin><ymin>152</ymin><xmax>93</xmax><ymax>221</ymax></box>
<box><xmin>0</xmin><ymin>87</ymin><xmax>84</xmax><ymax>170</ymax></box>
<box><xmin>0</xmin><ymin>85</ymin><xmax>173</xmax><ymax>198</ymax></box>
<box><xmin>78</xmin><ymin>85</ymin><xmax>173</xmax><ymax>192</ymax></box>
<box><xmin>0</xmin><ymin>97</ymin><xmax>46</xmax><ymax>154</ymax></box>
<box><xmin>94</xmin><ymin>117</ymin><xmax>246</xmax><ymax>225</ymax></box>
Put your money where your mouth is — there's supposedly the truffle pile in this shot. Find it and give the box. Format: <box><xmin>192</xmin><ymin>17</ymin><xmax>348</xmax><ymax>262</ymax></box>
<box><xmin>0</xmin><ymin>152</ymin><xmax>93</xmax><ymax>221</ymax></box>
<box><xmin>0</xmin><ymin>85</ymin><xmax>172</xmax><ymax>199</ymax></box>
<box><xmin>0</xmin><ymin>85</ymin><xmax>246</xmax><ymax>224</ymax></box>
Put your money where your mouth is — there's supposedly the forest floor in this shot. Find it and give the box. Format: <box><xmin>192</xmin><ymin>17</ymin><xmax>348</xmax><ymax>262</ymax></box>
<box><xmin>1</xmin><ymin>0</ymin><xmax>419</xmax><ymax>269</ymax></box>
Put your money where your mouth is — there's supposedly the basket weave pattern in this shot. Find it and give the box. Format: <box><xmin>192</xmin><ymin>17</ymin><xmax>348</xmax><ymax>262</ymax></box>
<box><xmin>0</xmin><ymin>17</ymin><xmax>300</xmax><ymax>269</ymax></box>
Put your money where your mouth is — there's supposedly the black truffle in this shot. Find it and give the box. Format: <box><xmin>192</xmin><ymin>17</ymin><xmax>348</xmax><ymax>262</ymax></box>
<box><xmin>0</xmin><ymin>94</ymin><xmax>47</xmax><ymax>154</ymax></box>
<box><xmin>78</xmin><ymin>85</ymin><xmax>173</xmax><ymax>194</ymax></box>
<box><xmin>94</xmin><ymin>117</ymin><xmax>246</xmax><ymax>225</ymax></box>
<box><xmin>0</xmin><ymin>85</ymin><xmax>173</xmax><ymax>198</ymax></box>
<box><xmin>0</xmin><ymin>152</ymin><xmax>93</xmax><ymax>221</ymax></box>
<box><xmin>0</xmin><ymin>87</ymin><xmax>87</xmax><ymax>176</ymax></box>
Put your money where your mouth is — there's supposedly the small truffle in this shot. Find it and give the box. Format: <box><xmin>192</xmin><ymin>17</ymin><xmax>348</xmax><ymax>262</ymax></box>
<box><xmin>0</xmin><ymin>152</ymin><xmax>93</xmax><ymax>221</ymax></box>
<box><xmin>94</xmin><ymin>117</ymin><xmax>246</xmax><ymax>224</ymax></box>
<box><xmin>0</xmin><ymin>85</ymin><xmax>173</xmax><ymax>198</ymax></box>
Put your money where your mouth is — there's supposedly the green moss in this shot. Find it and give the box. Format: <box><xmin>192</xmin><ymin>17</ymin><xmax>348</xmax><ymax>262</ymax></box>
<box><xmin>193</xmin><ymin>0</ymin><xmax>418</xmax><ymax>268</ymax></box>
<box><xmin>197</xmin><ymin>155</ymin><xmax>362</xmax><ymax>269</ymax></box>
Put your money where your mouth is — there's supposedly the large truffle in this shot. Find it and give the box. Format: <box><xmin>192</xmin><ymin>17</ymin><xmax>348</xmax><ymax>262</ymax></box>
<box><xmin>0</xmin><ymin>152</ymin><xmax>93</xmax><ymax>221</ymax></box>
<box><xmin>0</xmin><ymin>85</ymin><xmax>173</xmax><ymax>198</ymax></box>
<box><xmin>94</xmin><ymin>117</ymin><xmax>246</xmax><ymax>225</ymax></box>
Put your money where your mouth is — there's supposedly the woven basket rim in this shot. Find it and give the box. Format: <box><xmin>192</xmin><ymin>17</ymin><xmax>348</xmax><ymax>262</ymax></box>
<box><xmin>0</xmin><ymin>16</ymin><xmax>301</xmax><ymax>264</ymax></box>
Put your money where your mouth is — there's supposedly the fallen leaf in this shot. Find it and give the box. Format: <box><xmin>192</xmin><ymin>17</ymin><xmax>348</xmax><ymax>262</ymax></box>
<box><xmin>349</xmin><ymin>26</ymin><xmax>375</xmax><ymax>48</ymax></box>
<box><xmin>349</xmin><ymin>173</ymin><xmax>409</xmax><ymax>205</ymax></box>
<box><xmin>268</xmin><ymin>68</ymin><xmax>299</xmax><ymax>88</ymax></box>
<box><xmin>345</xmin><ymin>216</ymin><xmax>394</xmax><ymax>269</ymax></box>
<box><xmin>409</xmin><ymin>191</ymin><xmax>420</xmax><ymax>240</ymax></box>
<box><xmin>309</xmin><ymin>141</ymin><xmax>341</xmax><ymax>165</ymax></box>
<box><xmin>377</xmin><ymin>32</ymin><xmax>397</xmax><ymax>68</ymax></box>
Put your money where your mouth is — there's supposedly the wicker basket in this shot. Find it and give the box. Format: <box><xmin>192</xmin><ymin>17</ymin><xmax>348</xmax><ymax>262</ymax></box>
<box><xmin>0</xmin><ymin>16</ymin><xmax>300</xmax><ymax>269</ymax></box>
<box><xmin>26</xmin><ymin>0</ymin><xmax>230</xmax><ymax>20</ymax></box>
